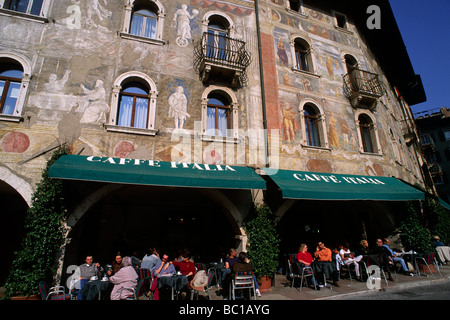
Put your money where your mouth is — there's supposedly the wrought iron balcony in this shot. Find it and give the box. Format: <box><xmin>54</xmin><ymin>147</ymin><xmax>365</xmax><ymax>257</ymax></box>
<box><xmin>194</xmin><ymin>32</ymin><xmax>251</xmax><ymax>88</ymax></box>
<box><xmin>343</xmin><ymin>68</ymin><xmax>383</xmax><ymax>110</ymax></box>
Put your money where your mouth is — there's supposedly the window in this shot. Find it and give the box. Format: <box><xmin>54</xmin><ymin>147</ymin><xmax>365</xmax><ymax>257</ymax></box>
<box><xmin>304</xmin><ymin>104</ymin><xmax>320</xmax><ymax>147</ymax></box>
<box><xmin>130</xmin><ymin>7</ymin><xmax>157</xmax><ymax>39</ymax></box>
<box><xmin>2</xmin><ymin>0</ymin><xmax>43</xmax><ymax>16</ymax></box>
<box><xmin>201</xmin><ymin>86</ymin><xmax>239</xmax><ymax>141</ymax></box>
<box><xmin>0</xmin><ymin>62</ymin><xmax>22</xmax><ymax>115</ymax></box>
<box><xmin>206</xmin><ymin>93</ymin><xmax>230</xmax><ymax>137</ymax></box>
<box><xmin>288</xmin><ymin>0</ymin><xmax>301</xmax><ymax>11</ymax></box>
<box><xmin>358</xmin><ymin>114</ymin><xmax>377</xmax><ymax>153</ymax></box>
<box><xmin>122</xmin><ymin>0</ymin><xmax>165</xmax><ymax>43</ymax></box>
<box><xmin>108</xmin><ymin>71</ymin><xmax>158</xmax><ymax>135</ymax></box>
<box><xmin>117</xmin><ymin>82</ymin><xmax>150</xmax><ymax>129</ymax></box>
<box><xmin>335</xmin><ymin>12</ymin><xmax>347</xmax><ymax>29</ymax></box>
<box><xmin>299</xmin><ymin>101</ymin><xmax>328</xmax><ymax>148</ymax></box>
<box><xmin>291</xmin><ymin>37</ymin><xmax>315</xmax><ymax>74</ymax></box>
<box><xmin>206</xmin><ymin>16</ymin><xmax>230</xmax><ymax>61</ymax></box>
<box><xmin>287</xmin><ymin>0</ymin><xmax>306</xmax><ymax>15</ymax></box>
<box><xmin>0</xmin><ymin>54</ymin><xmax>31</xmax><ymax>122</ymax></box>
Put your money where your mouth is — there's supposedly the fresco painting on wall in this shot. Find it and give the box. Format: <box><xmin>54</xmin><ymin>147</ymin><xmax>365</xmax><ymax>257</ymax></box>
<box><xmin>168</xmin><ymin>80</ymin><xmax>190</xmax><ymax>130</ymax></box>
<box><xmin>173</xmin><ymin>4</ymin><xmax>199</xmax><ymax>47</ymax></box>
<box><xmin>280</xmin><ymin>101</ymin><xmax>299</xmax><ymax>143</ymax></box>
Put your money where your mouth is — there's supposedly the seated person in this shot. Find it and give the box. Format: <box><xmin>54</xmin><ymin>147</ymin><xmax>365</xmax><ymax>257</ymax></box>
<box><xmin>382</xmin><ymin>238</ymin><xmax>412</xmax><ymax>275</ymax></box>
<box><xmin>373</xmin><ymin>239</ymin><xmax>395</xmax><ymax>281</ymax></box>
<box><xmin>295</xmin><ymin>243</ymin><xmax>319</xmax><ymax>290</ymax></box>
<box><xmin>355</xmin><ymin>239</ymin><xmax>384</xmax><ymax>267</ymax></box>
<box><xmin>172</xmin><ymin>249</ymin><xmax>196</xmax><ymax>283</ymax></box>
<box><xmin>219</xmin><ymin>248</ymin><xmax>239</xmax><ymax>287</ymax></box>
<box><xmin>153</xmin><ymin>254</ymin><xmax>176</xmax><ymax>278</ymax></box>
<box><xmin>313</xmin><ymin>241</ymin><xmax>339</xmax><ymax>287</ymax></box>
<box><xmin>231</xmin><ymin>252</ymin><xmax>261</xmax><ymax>297</ymax></box>
<box><xmin>432</xmin><ymin>235</ymin><xmax>445</xmax><ymax>248</ymax></box>
<box><xmin>111</xmin><ymin>253</ymin><xmax>123</xmax><ymax>275</ymax></box>
<box><xmin>141</xmin><ymin>247</ymin><xmax>161</xmax><ymax>272</ymax></box>
<box><xmin>108</xmin><ymin>256</ymin><xmax>138</xmax><ymax>300</ymax></box>
<box><xmin>339</xmin><ymin>242</ymin><xmax>363</xmax><ymax>281</ymax></box>
<box><xmin>77</xmin><ymin>255</ymin><xmax>103</xmax><ymax>300</ymax></box>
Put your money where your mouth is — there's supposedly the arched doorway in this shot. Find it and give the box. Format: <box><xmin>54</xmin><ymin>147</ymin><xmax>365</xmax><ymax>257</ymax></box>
<box><xmin>63</xmin><ymin>185</ymin><xmax>241</xmax><ymax>272</ymax></box>
<box><xmin>0</xmin><ymin>181</ymin><xmax>28</xmax><ymax>285</ymax></box>
<box><xmin>276</xmin><ymin>199</ymin><xmax>401</xmax><ymax>256</ymax></box>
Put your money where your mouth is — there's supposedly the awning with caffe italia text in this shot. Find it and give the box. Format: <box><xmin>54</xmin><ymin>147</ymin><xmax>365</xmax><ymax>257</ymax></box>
<box><xmin>264</xmin><ymin>168</ymin><xmax>425</xmax><ymax>201</ymax></box>
<box><xmin>48</xmin><ymin>155</ymin><xmax>266</xmax><ymax>190</ymax></box>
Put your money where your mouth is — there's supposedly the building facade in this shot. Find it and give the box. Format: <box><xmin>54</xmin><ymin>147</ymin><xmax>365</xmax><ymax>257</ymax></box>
<box><xmin>415</xmin><ymin>107</ymin><xmax>450</xmax><ymax>203</ymax></box>
<box><xmin>0</xmin><ymin>0</ymin><xmax>427</xmax><ymax>283</ymax></box>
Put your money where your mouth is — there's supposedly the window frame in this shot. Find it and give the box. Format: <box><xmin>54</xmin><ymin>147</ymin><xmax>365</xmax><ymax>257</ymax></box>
<box><xmin>0</xmin><ymin>53</ymin><xmax>31</xmax><ymax>122</ymax></box>
<box><xmin>121</xmin><ymin>0</ymin><xmax>165</xmax><ymax>45</ymax></box>
<box><xmin>117</xmin><ymin>82</ymin><xmax>151</xmax><ymax>129</ymax></box>
<box><xmin>107</xmin><ymin>71</ymin><xmax>158</xmax><ymax>136</ymax></box>
<box><xmin>355</xmin><ymin>110</ymin><xmax>381</xmax><ymax>155</ymax></box>
<box><xmin>0</xmin><ymin>68</ymin><xmax>22</xmax><ymax>115</ymax></box>
<box><xmin>290</xmin><ymin>36</ymin><xmax>319</xmax><ymax>77</ymax></box>
<box><xmin>201</xmin><ymin>85</ymin><xmax>239</xmax><ymax>143</ymax></box>
<box><xmin>285</xmin><ymin>0</ymin><xmax>307</xmax><ymax>17</ymax></box>
<box><xmin>298</xmin><ymin>100</ymin><xmax>329</xmax><ymax>150</ymax></box>
<box><xmin>0</xmin><ymin>0</ymin><xmax>50</xmax><ymax>22</ymax></box>
<box><xmin>206</xmin><ymin>95</ymin><xmax>231</xmax><ymax>137</ymax></box>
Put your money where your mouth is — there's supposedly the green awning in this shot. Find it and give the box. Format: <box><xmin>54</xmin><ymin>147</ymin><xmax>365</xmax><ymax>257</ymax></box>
<box><xmin>439</xmin><ymin>198</ymin><xmax>450</xmax><ymax>211</ymax></box>
<box><xmin>264</xmin><ymin>168</ymin><xmax>424</xmax><ymax>201</ymax></box>
<box><xmin>48</xmin><ymin>155</ymin><xmax>266</xmax><ymax>190</ymax></box>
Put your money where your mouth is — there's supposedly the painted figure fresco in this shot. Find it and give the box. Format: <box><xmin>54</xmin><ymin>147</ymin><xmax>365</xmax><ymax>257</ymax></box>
<box><xmin>281</xmin><ymin>102</ymin><xmax>298</xmax><ymax>142</ymax></box>
<box><xmin>173</xmin><ymin>4</ymin><xmax>199</xmax><ymax>47</ymax></box>
<box><xmin>80</xmin><ymin>80</ymin><xmax>109</xmax><ymax>124</ymax></box>
<box><xmin>44</xmin><ymin>70</ymin><xmax>71</xmax><ymax>94</ymax></box>
<box><xmin>168</xmin><ymin>86</ymin><xmax>190</xmax><ymax>129</ymax></box>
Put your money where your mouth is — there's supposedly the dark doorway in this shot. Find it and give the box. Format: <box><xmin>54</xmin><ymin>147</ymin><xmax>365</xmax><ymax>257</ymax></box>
<box><xmin>1</xmin><ymin>181</ymin><xmax>28</xmax><ymax>286</ymax></box>
<box><xmin>63</xmin><ymin>185</ymin><xmax>238</xmax><ymax>270</ymax></box>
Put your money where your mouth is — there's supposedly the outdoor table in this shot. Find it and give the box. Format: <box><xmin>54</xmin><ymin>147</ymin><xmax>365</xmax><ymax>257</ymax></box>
<box><xmin>157</xmin><ymin>274</ymin><xmax>189</xmax><ymax>300</ymax></box>
<box><xmin>402</xmin><ymin>252</ymin><xmax>419</xmax><ymax>275</ymax></box>
<box><xmin>80</xmin><ymin>279</ymin><xmax>111</xmax><ymax>300</ymax></box>
<box><xmin>208</xmin><ymin>262</ymin><xmax>224</xmax><ymax>287</ymax></box>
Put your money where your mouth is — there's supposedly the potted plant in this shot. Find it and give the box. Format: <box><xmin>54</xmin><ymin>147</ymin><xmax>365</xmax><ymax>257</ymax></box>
<box><xmin>244</xmin><ymin>203</ymin><xmax>280</xmax><ymax>292</ymax></box>
<box><xmin>5</xmin><ymin>146</ymin><xmax>69</xmax><ymax>299</ymax></box>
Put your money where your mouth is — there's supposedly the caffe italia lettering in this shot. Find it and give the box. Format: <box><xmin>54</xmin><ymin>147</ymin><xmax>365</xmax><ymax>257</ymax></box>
<box><xmin>86</xmin><ymin>156</ymin><xmax>236</xmax><ymax>171</ymax></box>
<box><xmin>293</xmin><ymin>172</ymin><xmax>386</xmax><ymax>185</ymax></box>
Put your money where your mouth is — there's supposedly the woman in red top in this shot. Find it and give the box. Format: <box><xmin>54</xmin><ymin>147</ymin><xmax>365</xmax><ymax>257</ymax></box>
<box><xmin>294</xmin><ymin>243</ymin><xmax>319</xmax><ymax>290</ymax></box>
<box><xmin>296</xmin><ymin>243</ymin><xmax>314</xmax><ymax>266</ymax></box>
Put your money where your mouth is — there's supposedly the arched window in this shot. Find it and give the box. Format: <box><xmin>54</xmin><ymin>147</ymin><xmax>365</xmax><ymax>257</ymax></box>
<box><xmin>2</xmin><ymin>0</ymin><xmax>44</xmax><ymax>16</ymax></box>
<box><xmin>358</xmin><ymin>114</ymin><xmax>376</xmax><ymax>153</ymax></box>
<box><xmin>206</xmin><ymin>15</ymin><xmax>230</xmax><ymax>60</ymax></box>
<box><xmin>291</xmin><ymin>37</ymin><xmax>314</xmax><ymax>73</ymax></box>
<box><xmin>303</xmin><ymin>104</ymin><xmax>320</xmax><ymax>147</ymax></box>
<box><xmin>122</xmin><ymin>0</ymin><xmax>165</xmax><ymax>43</ymax></box>
<box><xmin>206</xmin><ymin>93</ymin><xmax>230</xmax><ymax>137</ymax></box>
<box><xmin>130</xmin><ymin>6</ymin><xmax>157</xmax><ymax>39</ymax></box>
<box><xmin>201</xmin><ymin>86</ymin><xmax>239</xmax><ymax>140</ymax></box>
<box><xmin>299</xmin><ymin>101</ymin><xmax>328</xmax><ymax>148</ymax></box>
<box><xmin>108</xmin><ymin>72</ymin><xmax>158</xmax><ymax>135</ymax></box>
<box><xmin>117</xmin><ymin>82</ymin><xmax>150</xmax><ymax>129</ymax></box>
<box><xmin>0</xmin><ymin>62</ymin><xmax>22</xmax><ymax>115</ymax></box>
<box><xmin>0</xmin><ymin>54</ymin><xmax>31</xmax><ymax>122</ymax></box>
<box><xmin>344</xmin><ymin>54</ymin><xmax>359</xmax><ymax>90</ymax></box>
<box><xmin>294</xmin><ymin>39</ymin><xmax>309</xmax><ymax>71</ymax></box>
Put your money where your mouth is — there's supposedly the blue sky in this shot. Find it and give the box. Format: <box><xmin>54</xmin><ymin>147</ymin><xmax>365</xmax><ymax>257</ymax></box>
<box><xmin>389</xmin><ymin>0</ymin><xmax>450</xmax><ymax>117</ymax></box>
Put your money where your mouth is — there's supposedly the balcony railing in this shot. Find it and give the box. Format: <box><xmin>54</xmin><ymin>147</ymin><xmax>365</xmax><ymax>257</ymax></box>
<box><xmin>194</xmin><ymin>32</ymin><xmax>251</xmax><ymax>88</ymax></box>
<box><xmin>343</xmin><ymin>68</ymin><xmax>383</xmax><ymax>109</ymax></box>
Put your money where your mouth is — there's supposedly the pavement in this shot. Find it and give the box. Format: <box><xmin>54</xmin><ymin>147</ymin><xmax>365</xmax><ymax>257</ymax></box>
<box><xmin>206</xmin><ymin>264</ymin><xmax>450</xmax><ymax>300</ymax></box>
<box><xmin>1</xmin><ymin>264</ymin><xmax>448</xmax><ymax>301</ymax></box>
